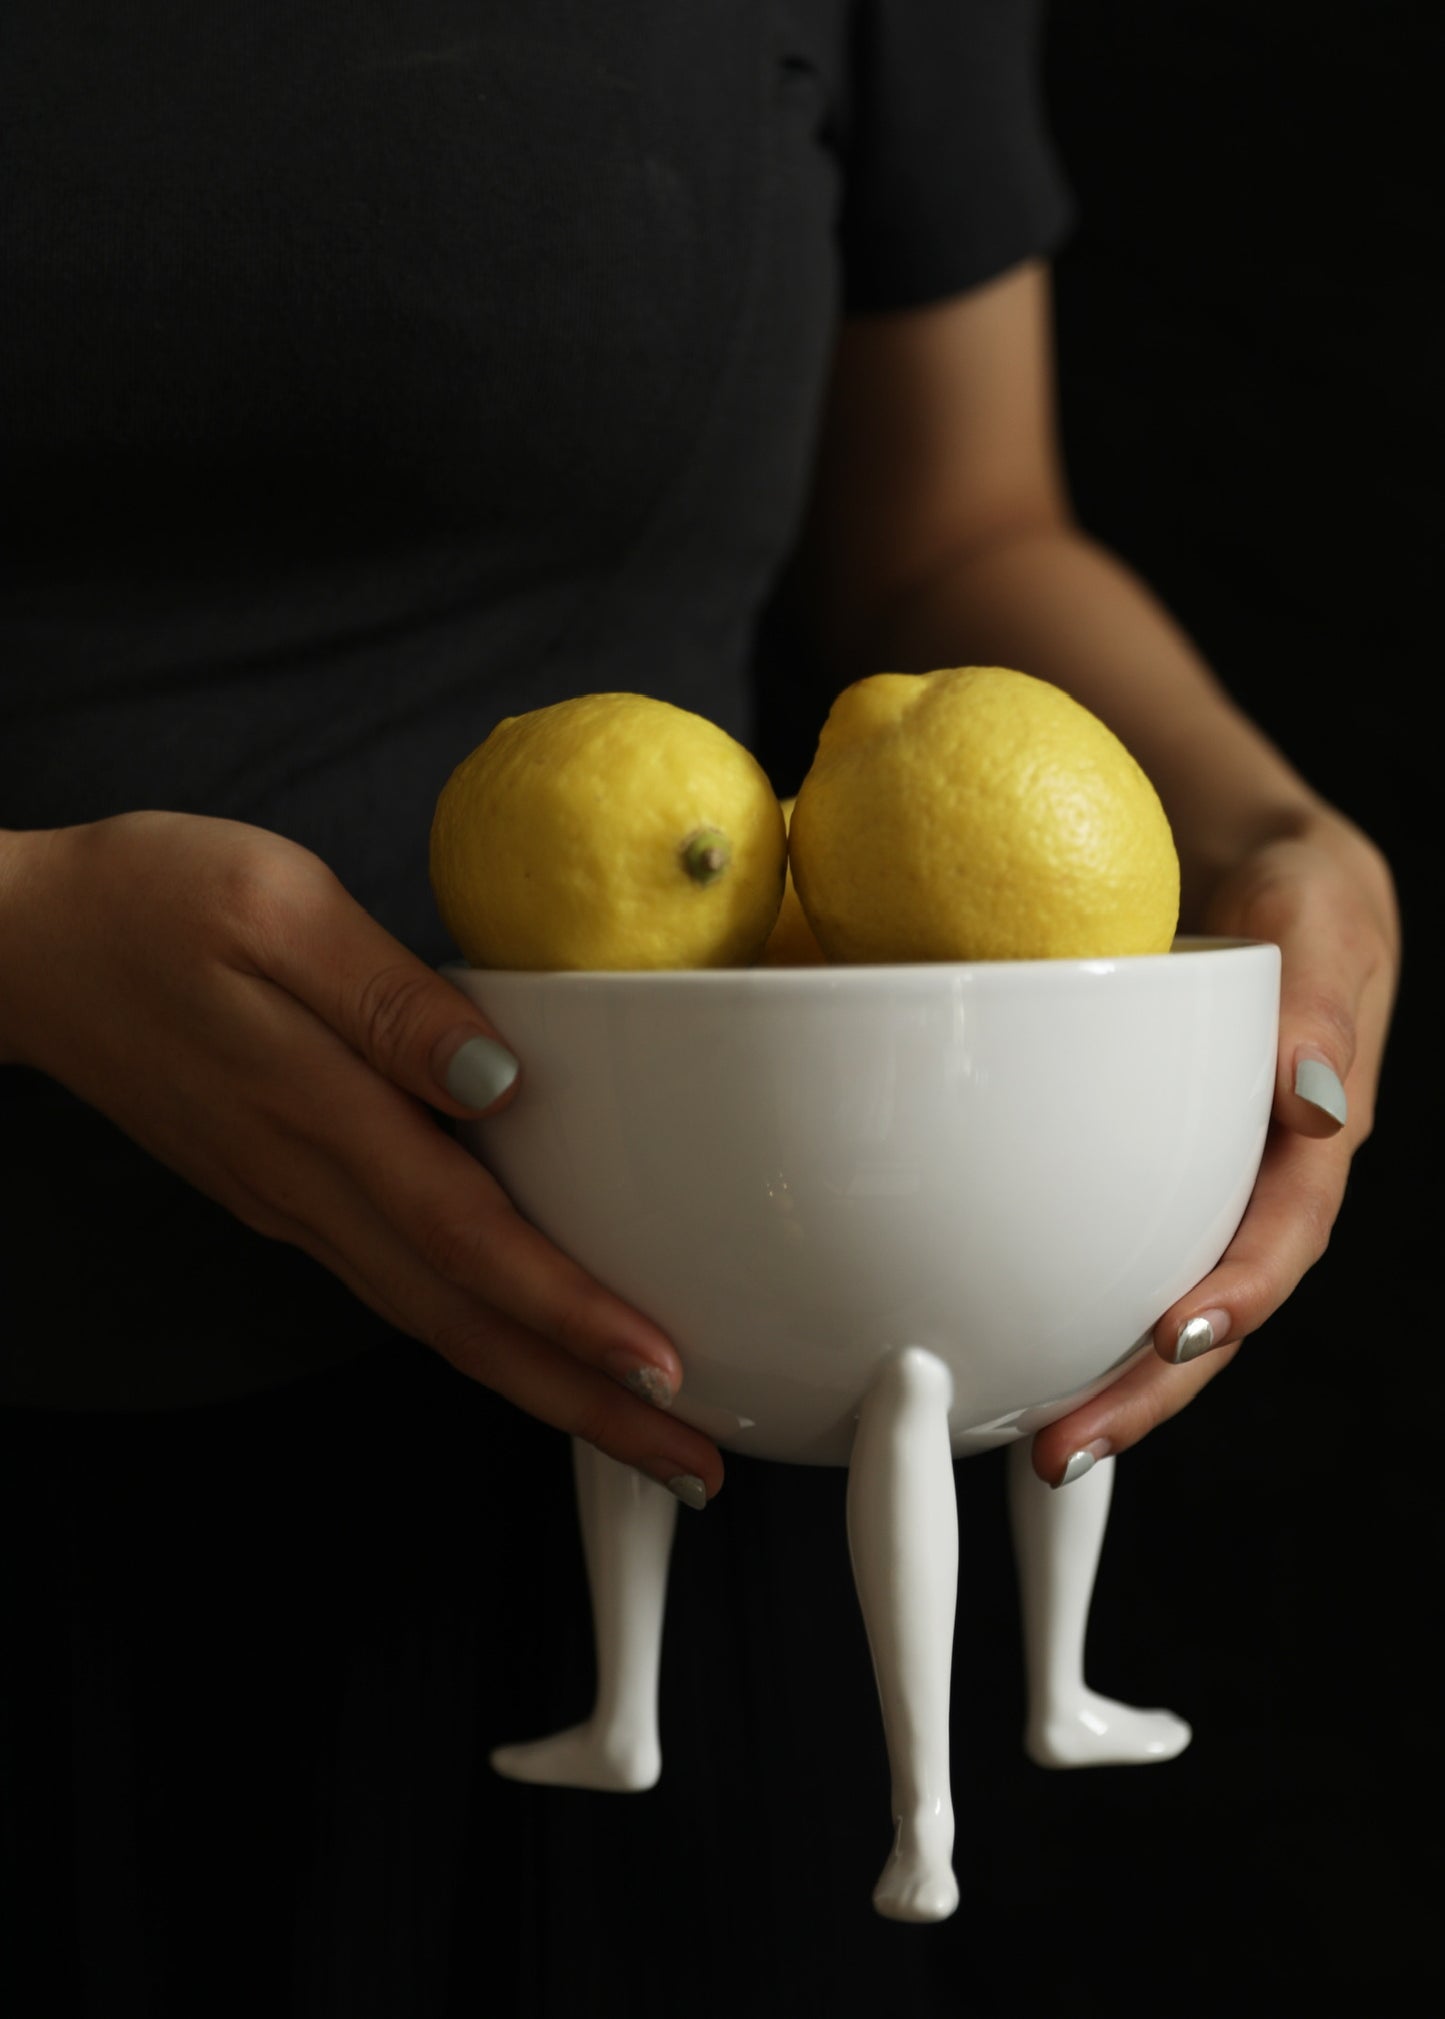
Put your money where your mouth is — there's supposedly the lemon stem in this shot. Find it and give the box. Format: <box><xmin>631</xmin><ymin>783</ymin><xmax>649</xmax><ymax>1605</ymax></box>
<box><xmin>681</xmin><ymin>827</ymin><xmax>731</xmax><ymax>885</ymax></box>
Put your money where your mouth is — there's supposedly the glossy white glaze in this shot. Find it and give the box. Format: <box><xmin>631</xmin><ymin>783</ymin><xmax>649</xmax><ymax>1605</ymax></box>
<box><xmin>1007</xmin><ymin>1443</ymin><xmax>1191</xmax><ymax>1768</ymax></box>
<box><xmin>455</xmin><ymin>941</ymin><xmax>1279</xmax><ymax>1921</ymax></box>
<box><xmin>846</xmin><ymin>1346</ymin><xmax>960</xmax><ymax>1922</ymax></box>
<box><xmin>451</xmin><ymin>942</ymin><xmax>1278</xmax><ymax>1462</ymax></box>
<box><xmin>490</xmin><ymin>1443</ymin><xmax>677</xmax><ymax>1792</ymax></box>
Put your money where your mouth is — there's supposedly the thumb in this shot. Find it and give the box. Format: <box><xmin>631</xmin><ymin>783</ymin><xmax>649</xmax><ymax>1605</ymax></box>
<box><xmin>1208</xmin><ymin>818</ymin><xmax>1397</xmax><ymax>1148</ymax></box>
<box><xmin>1265</xmin><ymin>881</ymin><xmax>1360</xmax><ymax>1143</ymax></box>
<box><xmin>1279</xmin><ymin>946</ymin><xmax>1355</xmax><ymax>1142</ymax></box>
<box><xmin>265</xmin><ymin>879</ymin><xmax>521</xmax><ymax>1118</ymax></box>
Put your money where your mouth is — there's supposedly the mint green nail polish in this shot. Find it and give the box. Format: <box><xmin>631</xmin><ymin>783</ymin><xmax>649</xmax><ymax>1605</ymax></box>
<box><xmin>1295</xmin><ymin>1057</ymin><xmax>1347</xmax><ymax>1126</ymax></box>
<box><xmin>444</xmin><ymin>1035</ymin><xmax>519</xmax><ymax>1110</ymax></box>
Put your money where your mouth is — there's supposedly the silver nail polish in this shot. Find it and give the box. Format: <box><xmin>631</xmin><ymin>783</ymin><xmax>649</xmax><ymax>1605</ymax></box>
<box><xmin>666</xmin><ymin>1474</ymin><xmax>708</xmax><ymax>1510</ymax></box>
<box><xmin>624</xmin><ymin>1366</ymin><xmax>674</xmax><ymax>1409</ymax></box>
<box><xmin>1294</xmin><ymin>1058</ymin><xmax>1347</xmax><ymax>1126</ymax></box>
<box><xmin>1056</xmin><ymin>1449</ymin><xmax>1097</xmax><ymax>1488</ymax></box>
<box><xmin>1174</xmin><ymin>1315</ymin><xmax>1217</xmax><ymax>1364</ymax></box>
<box><xmin>444</xmin><ymin>1035</ymin><xmax>519</xmax><ymax>1110</ymax></box>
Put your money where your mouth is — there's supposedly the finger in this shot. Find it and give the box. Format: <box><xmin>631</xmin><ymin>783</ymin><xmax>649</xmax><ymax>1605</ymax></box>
<box><xmin>233</xmin><ymin>1012</ymin><xmax>688</xmax><ymax>1401</ymax></box>
<box><xmin>1146</xmin><ymin>915</ymin><xmax>1395</xmax><ymax>1373</ymax></box>
<box><xmin>240</xmin><ymin>874</ymin><xmax>685</xmax><ymax>1395</ymax></box>
<box><xmin>1258</xmin><ymin>874</ymin><xmax>1357</xmax><ymax>1137</ymax></box>
<box><xmin>1145</xmin><ymin>1120</ymin><xmax>1347</xmax><ymax>1373</ymax></box>
<box><xmin>1219</xmin><ymin>842</ymin><xmax>1383</xmax><ymax>1142</ymax></box>
<box><xmin>1288</xmin><ymin>943</ymin><xmax>1395</xmax><ymax>1147</ymax></box>
<box><xmin>353</xmin><ymin>1089</ymin><xmax>689</xmax><ymax>1395</ymax></box>
<box><xmin>290</xmin><ymin>1184</ymin><xmax>725</xmax><ymax>1503</ymax></box>
<box><xmin>1281</xmin><ymin>984</ymin><xmax>1353</xmax><ymax>1140</ymax></box>
<box><xmin>258</xmin><ymin>866</ymin><xmax>522</xmax><ymax>1119</ymax></box>
<box><xmin>437</xmin><ymin>1305</ymin><xmax>725</xmax><ymax>1505</ymax></box>
<box><xmin>1029</xmin><ymin>1335</ymin><xmax>1243</xmax><ymax>1487</ymax></box>
<box><xmin>1155</xmin><ymin>849</ymin><xmax>1396</xmax><ymax>1374</ymax></box>
<box><xmin>1034</xmin><ymin>1112</ymin><xmax>1352</xmax><ymax>1484</ymax></box>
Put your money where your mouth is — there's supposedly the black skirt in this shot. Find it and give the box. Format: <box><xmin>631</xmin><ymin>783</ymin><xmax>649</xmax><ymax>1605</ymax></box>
<box><xmin>3</xmin><ymin>1338</ymin><xmax>1020</xmax><ymax>2018</ymax></box>
<box><xmin>4</xmin><ymin>1322</ymin><xmax>1415</xmax><ymax>2018</ymax></box>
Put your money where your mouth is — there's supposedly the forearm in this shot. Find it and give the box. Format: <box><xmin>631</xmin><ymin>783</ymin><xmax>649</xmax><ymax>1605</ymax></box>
<box><xmin>848</xmin><ymin>521</ymin><xmax>1345</xmax><ymax>927</ymax></box>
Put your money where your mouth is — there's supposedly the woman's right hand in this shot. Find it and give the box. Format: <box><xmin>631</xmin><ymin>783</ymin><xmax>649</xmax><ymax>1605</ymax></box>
<box><xmin>0</xmin><ymin>811</ymin><xmax>722</xmax><ymax>1503</ymax></box>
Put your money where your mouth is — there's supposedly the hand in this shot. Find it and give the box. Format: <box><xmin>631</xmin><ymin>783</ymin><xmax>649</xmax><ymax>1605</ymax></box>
<box><xmin>0</xmin><ymin>812</ymin><xmax>723</xmax><ymax>1502</ymax></box>
<box><xmin>1030</xmin><ymin>806</ymin><xmax>1399</xmax><ymax>1487</ymax></box>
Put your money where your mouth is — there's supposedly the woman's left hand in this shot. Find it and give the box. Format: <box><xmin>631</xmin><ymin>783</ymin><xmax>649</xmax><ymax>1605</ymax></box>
<box><xmin>1030</xmin><ymin>805</ymin><xmax>1400</xmax><ymax>1487</ymax></box>
<box><xmin>790</xmin><ymin>263</ymin><xmax>1401</xmax><ymax>1486</ymax></box>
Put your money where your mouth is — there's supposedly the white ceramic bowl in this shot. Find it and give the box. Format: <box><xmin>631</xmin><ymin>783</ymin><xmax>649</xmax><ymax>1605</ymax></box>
<box><xmin>449</xmin><ymin>939</ymin><xmax>1279</xmax><ymax>1465</ymax></box>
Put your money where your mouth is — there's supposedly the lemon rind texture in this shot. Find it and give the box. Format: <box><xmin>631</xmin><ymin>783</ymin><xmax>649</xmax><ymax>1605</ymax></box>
<box><xmin>789</xmin><ymin>667</ymin><xmax>1180</xmax><ymax>965</ymax></box>
<box><xmin>429</xmin><ymin>693</ymin><xmax>787</xmax><ymax>971</ymax></box>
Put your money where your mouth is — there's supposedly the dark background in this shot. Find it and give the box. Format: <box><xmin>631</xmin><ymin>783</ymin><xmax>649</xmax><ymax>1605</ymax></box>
<box><xmin>5</xmin><ymin>6</ymin><xmax>1437</xmax><ymax>2015</ymax></box>
<box><xmin>995</xmin><ymin>0</ymin><xmax>1437</xmax><ymax>2005</ymax></box>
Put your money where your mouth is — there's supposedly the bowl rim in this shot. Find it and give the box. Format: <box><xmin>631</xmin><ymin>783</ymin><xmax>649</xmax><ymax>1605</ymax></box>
<box><xmin>441</xmin><ymin>936</ymin><xmax>1280</xmax><ymax>989</ymax></box>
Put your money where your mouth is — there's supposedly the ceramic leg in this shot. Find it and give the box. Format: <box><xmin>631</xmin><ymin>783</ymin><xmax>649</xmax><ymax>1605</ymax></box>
<box><xmin>1006</xmin><ymin>1441</ymin><xmax>1191</xmax><ymax>1767</ymax></box>
<box><xmin>846</xmin><ymin>1346</ymin><xmax>960</xmax><ymax>1924</ymax></box>
<box><xmin>490</xmin><ymin>1437</ymin><xmax>678</xmax><ymax>1791</ymax></box>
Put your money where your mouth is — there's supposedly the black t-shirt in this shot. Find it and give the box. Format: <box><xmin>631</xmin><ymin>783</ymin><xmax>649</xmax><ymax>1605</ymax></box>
<box><xmin>1</xmin><ymin>0</ymin><xmax>1071</xmax><ymax>1406</ymax></box>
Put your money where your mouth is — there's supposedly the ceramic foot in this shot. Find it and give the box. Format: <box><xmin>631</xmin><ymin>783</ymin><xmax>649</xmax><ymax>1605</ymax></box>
<box><xmin>1007</xmin><ymin>1442</ymin><xmax>1190</xmax><ymax>1771</ymax></box>
<box><xmin>490</xmin><ymin>1721</ymin><xmax>662</xmax><ymax>1792</ymax></box>
<box><xmin>1025</xmin><ymin>1691</ymin><xmax>1191</xmax><ymax>1769</ymax></box>
<box><xmin>489</xmin><ymin>1439</ymin><xmax>676</xmax><ymax>1794</ymax></box>
<box><xmin>872</xmin><ymin>1810</ymin><xmax>960</xmax><ymax>1924</ymax></box>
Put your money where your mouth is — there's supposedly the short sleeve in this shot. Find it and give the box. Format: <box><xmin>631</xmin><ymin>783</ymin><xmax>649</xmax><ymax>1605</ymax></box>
<box><xmin>840</xmin><ymin>0</ymin><xmax>1075</xmax><ymax>313</ymax></box>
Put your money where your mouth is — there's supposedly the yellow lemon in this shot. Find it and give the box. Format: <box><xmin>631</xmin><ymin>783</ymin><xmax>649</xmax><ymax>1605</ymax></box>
<box><xmin>788</xmin><ymin>667</ymin><xmax>1180</xmax><ymax>963</ymax></box>
<box><xmin>759</xmin><ymin>798</ymin><xmax>828</xmax><ymax>965</ymax></box>
<box><xmin>429</xmin><ymin>693</ymin><xmax>787</xmax><ymax>970</ymax></box>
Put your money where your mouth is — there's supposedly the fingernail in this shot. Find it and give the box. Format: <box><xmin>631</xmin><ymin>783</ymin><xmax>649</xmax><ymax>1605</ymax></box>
<box><xmin>1294</xmin><ymin>1057</ymin><xmax>1347</xmax><ymax>1127</ymax></box>
<box><xmin>617</xmin><ymin>1363</ymin><xmax>674</xmax><ymax>1410</ymax></box>
<box><xmin>1173</xmin><ymin>1308</ymin><xmax>1231</xmax><ymax>1364</ymax></box>
<box><xmin>665</xmin><ymin>1473</ymin><xmax>708</xmax><ymax>1510</ymax></box>
<box><xmin>443</xmin><ymin>1034</ymin><xmax>519</xmax><ymax>1110</ymax></box>
<box><xmin>1053</xmin><ymin>1438</ymin><xmax>1112</xmax><ymax>1488</ymax></box>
